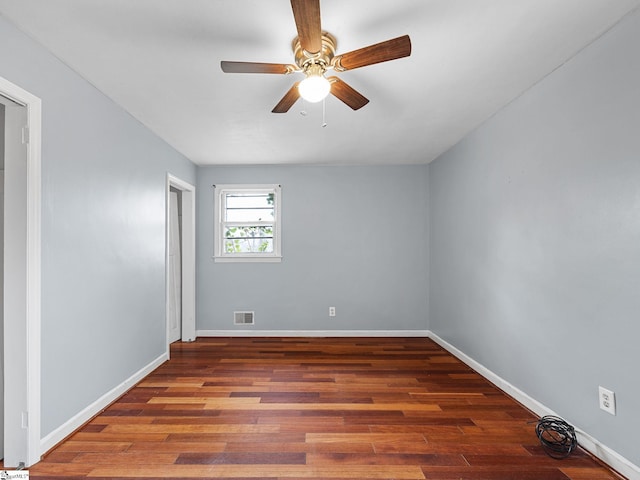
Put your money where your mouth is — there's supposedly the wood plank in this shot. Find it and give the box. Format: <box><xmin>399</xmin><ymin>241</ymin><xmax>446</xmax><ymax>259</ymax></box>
<box><xmin>71</xmin><ymin>452</ymin><xmax>179</xmax><ymax>465</ymax></box>
<box><xmin>306</xmin><ymin>453</ymin><xmax>468</xmax><ymax>466</ymax></box>
<box><xmin>86</xmin><ymin>464</ymin><xmax>427</xmax><ymax>478</ymax></box>
<box><xmin>54</xmin><ymin>441</ymin><xmax>132</xmax><ymax>453</ymax></box>
<box><xmin>102</xmin><ymin>424</ymin><xmax>280</xmax><ymax>434</ymax></box>
<box><xmin>126</xmin><ymin>441</ymin><xmax>227</xmax><ymax>453</ymax></box>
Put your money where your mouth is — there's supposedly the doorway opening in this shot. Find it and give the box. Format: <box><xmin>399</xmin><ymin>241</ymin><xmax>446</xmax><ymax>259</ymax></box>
<box><xmin>165</xmin><ymin>174</ymin><xmax>196</xmax><ymax>354</ymax></box>
<box><xmin>0</xmin><ymin>77</ymin><xmax>42</xmax><ymax>468</ymax></box>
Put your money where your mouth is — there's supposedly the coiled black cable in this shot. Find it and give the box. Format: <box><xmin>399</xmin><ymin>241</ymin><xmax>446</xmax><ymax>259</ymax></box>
<box><xmin>535</xmin><ymin>415</ymin><xmax>577</xmax><ymax>459</ymax></box>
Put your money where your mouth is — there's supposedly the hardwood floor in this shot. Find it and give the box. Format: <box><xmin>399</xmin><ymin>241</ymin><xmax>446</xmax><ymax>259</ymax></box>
<box><xmin>27</xmin><ymin>337</ymin><xmax>623</xmax><ymax>479</ymax></box>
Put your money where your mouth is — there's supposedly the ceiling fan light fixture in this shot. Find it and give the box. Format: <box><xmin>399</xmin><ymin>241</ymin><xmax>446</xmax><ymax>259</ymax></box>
<box><xmin>298</xmin><ymin>63</ymin><xmax>331</xmax><ymax>103</ymax></box>
<box><xmin>298</xmin><ymin>72</ymin><xmax>330</xmax><ymax>103</ymax></box>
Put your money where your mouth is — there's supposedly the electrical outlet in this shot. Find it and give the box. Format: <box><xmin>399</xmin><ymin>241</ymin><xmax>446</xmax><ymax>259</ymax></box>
<box><xmin>599</xmin><ymin>386</ymin><xmax>616</xmax><ymax>415</ymax></box>
<box><xmin>329</xmin><ymin>306</ymin><xmax>336</xmax><ymax>317</ymax></box>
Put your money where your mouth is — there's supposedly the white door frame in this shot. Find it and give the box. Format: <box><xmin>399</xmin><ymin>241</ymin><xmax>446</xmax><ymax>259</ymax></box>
<box><xmin>165</xmin><ymin>174</ymin><xmax>196</xmax><ymax>354</ymax></box>
<box><xmin>0</xmin><ymin>76</ymin><xmax>42</xmax><ymax>467</ymax></box>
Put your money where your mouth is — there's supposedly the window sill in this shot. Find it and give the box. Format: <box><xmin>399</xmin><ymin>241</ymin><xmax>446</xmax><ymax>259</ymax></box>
<box><xmin>213</xmin><ymin>256</ymin><xmax>282</xmax><ymax>263</ymax></box>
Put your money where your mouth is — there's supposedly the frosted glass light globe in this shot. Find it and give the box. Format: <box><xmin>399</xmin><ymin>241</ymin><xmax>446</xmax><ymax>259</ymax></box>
<box><xmin>298</xmin><ymin>75</ymin><xmax>330</xmax><ymax>103</ymax></box>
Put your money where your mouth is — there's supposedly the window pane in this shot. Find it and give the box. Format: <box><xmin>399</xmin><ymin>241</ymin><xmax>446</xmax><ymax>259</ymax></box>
<box><xmin>226</xmin><ymin>208</ymin><xmax>274</xmax><ymax>222</ymax></box>
<box><xmin>226</xmin><ymin>193</ymin><xmax>274</xmax><ymax>208</ymax></box>
<box><xmin>224</xmin><ymin>193</ymin><xmax>275</xmax><ymax>222</ymax></box>
<box><xmin>224</xmin><ymin>225</ymin><xmax>274</xmax><ymax>253</ymax></box>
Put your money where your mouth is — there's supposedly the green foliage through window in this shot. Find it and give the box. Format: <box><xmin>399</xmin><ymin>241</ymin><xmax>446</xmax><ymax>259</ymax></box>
<box><xmin>224</xmin><ymin>225</ymin><xmax>274</xmax><ymax>253</ymax></box>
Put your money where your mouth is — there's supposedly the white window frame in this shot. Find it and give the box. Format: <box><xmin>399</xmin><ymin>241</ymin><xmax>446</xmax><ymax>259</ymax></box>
<box><xmin>214</xmin><ymin>184</ymin><xmax>282</xmax><ymax>263</ymax></box>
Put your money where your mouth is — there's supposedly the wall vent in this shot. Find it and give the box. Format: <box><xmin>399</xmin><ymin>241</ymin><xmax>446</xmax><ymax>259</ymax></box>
<box><xmin>234</xmin><ymin>311</ymin><xmax>255</xmax><ymax>325</ymax></box>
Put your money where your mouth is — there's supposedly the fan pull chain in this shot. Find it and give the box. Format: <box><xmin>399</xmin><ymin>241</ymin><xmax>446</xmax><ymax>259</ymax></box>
<box><xmin>322</xmin><ymin>98</ymin><xmax>327</xmax><ymax>128</ymax></box>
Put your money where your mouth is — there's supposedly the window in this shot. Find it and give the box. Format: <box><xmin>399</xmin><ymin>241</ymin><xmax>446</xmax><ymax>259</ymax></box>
<box><xmin>214</xmin><ymin>184</ymin><xmax>281</xmax><ymax>262</ymax></box>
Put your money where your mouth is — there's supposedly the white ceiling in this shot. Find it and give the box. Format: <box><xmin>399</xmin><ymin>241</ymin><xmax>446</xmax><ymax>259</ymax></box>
<box><xmin>1</xmin><ymin>0</ymin><xmax>638</xmax><ymax>166</ymax></box>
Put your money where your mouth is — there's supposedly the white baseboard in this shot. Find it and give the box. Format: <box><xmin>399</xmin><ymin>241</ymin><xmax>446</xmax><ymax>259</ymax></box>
<box><xmin>196</xmin><ymin>329</ymin><xmax>430</xmax><ymax>338</ymax></box>
<box><xmin>428</xmin><ymin>331</ymin><xmax>640</xmax><ymax>480</ymax></box>
<box><xmin>39</xmin><ymin>352</ymin><xmax>168</xmax><ymax>455</ymax></box>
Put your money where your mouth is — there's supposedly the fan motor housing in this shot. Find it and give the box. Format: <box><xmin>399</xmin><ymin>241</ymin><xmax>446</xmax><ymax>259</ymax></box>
<box><xmin>292</xmin><ymin>31</ymin><xmax>337</xmax><ymax>71</ymax></box>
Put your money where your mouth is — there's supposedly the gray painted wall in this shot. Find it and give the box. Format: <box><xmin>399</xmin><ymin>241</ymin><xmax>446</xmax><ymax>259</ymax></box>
<box><xmin>429</xmin><ymin>8</ymin><xmax>640</xmax><ymax>467</ymax></box>
<box><xmin>197</xmin><ymin>165</ymin><xmax>429</xmax><ymax>333</ymax></box>
<box><xmin>0</xmin><ymin>16</ymin><xmax>196</xmax><ymax>437</ymax></box>
<box><xmin>0</xmin><ymin>103</ymin><xmax>4</xmax><ymax>459</ymax></box>
<box><xmin>0</xmin><ymin>103</ymin><xmax>4</xmax><ymax>167</ymax></box>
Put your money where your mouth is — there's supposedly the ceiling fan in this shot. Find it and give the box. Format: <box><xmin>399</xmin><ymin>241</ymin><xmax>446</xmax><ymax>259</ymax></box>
<box><xmin>220</xmin><ymin>0</ymin><xmax>412</xmax><ymax>113</ymax></box>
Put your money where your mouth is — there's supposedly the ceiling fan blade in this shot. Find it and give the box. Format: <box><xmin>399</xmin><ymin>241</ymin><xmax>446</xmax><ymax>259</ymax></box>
<box><xmin>221</xmin><ymin>61</ymin><xmax>295</xmax><ymax>74</ymax></box>
<box><xmin>332</xmin><ymin>35</ymin><xmax>411</xmax><ymax>71</ymax></box>
<box><xmin>272</xmin><ymin>82</ymin><xmax>301</xmax><ymax>113</ymax></box>
<box><xmin>328</xmin><ymin>77</ymin><xmax>369</xmax><ymax>110</ymax></box>
<box><xmin>290</xmin><ymin>0</ymin><xmax>322</xmax><ymax>54</ymax></box>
